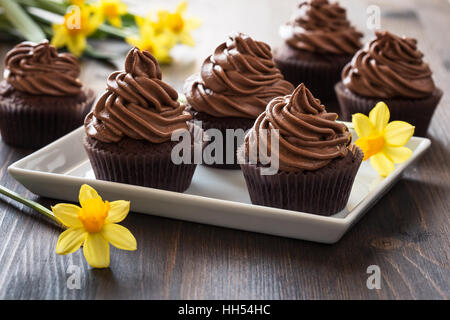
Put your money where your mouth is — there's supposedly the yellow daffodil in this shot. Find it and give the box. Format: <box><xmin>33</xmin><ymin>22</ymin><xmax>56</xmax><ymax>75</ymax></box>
<box><xmin>352</xmin><ymin>102</ymin><xmax>415</xmax><ymax>177</ymax></box>
<box><xmin>52</xmin><ymin>184</ymin><xmax>137</xmax><ymax>268</ymax></box>
<box><xmin>126</xmin><ymin>15</ymin><xmax>177</xmax><ymax>64</ymax></box>
<box><xmin>51</xmin><ymin>4</ymin><xmax>103</xmax><ymax>56</ymax></box>
<box><xmin>156</xmin><ymin>1</ymin><xmax>201</xmax><ymax>46</ymax></box>
<box><xmin>98</xmin><ymin>0</ymin><xmax>127</xmax><ymax>28</ymax></box>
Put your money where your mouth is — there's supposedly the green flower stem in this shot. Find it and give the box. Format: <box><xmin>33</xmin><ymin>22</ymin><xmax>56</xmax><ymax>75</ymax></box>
<box><xmin>0</xmin><ymin>184</ymin><xmax>64</xmax><ymax>228</ymax></box>
<box><xmin>97</xmin><ymin>23</ymin><xmax>133</xmax><ymax>40</ymax></box>
<box><xmin>0</xmin><ymin>0</ymin><xmax>46</xmax><ymax>42</ymax></box>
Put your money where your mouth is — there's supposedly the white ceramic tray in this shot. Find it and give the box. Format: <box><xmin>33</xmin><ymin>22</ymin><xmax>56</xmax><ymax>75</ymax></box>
<box><xmin>8</xmin><ymin>123</ymin><xmax>430</xmax><ymax>243</ymax></box>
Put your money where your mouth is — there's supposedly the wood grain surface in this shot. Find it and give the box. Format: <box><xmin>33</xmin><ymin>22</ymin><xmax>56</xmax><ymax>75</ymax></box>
<box><xmin>0</xmin><ymin>0</ymin><xmax>448</xmax><ymax>299</ymax></box>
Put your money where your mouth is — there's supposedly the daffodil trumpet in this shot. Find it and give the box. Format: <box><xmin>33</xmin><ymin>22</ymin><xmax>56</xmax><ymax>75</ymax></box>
<box><xmin>352</xmin><ymin>102</ymin><xmax>415</xmax><ymax>177</ymax></box>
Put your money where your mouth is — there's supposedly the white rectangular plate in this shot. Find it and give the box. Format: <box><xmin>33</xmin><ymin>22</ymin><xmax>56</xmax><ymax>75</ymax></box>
<box><xmin>8</xmin><ymin>123</ymin><xmax>430</xmax><ymax>243</ymax></box>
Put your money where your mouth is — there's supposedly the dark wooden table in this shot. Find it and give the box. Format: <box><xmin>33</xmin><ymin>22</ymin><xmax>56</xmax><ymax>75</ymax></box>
<box><xmin>0</xmin><ymin>0</ymin><xmax>449</xmax><ymax>299</ymax></box>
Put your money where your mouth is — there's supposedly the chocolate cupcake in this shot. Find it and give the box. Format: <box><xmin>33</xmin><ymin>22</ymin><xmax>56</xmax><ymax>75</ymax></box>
<box><xmin>184</xmin><ymin>33</ymin><xmax>294</xmax><ymax>169</ymax></box>
<box><xmin>239</xmin><ymin>83</ymin><xmax>363</xmax><ymax>216</ymax></box>
<box><xmin>84</xmin><ymin>48</ymin><xmax>197</xmax><ymax>192</ymax></box>
<box><xmin>0</xmin><ymin>40</ymin><xmax>95</xmax><ymax>149</ymax></box>
<box><xmin>273</xmin><ymin>0</ymin><xmax>363</xmax><ymax>112</ymax></box>
<box><xmin>335</xmin><ymin>31</ymin><xmax>442</xmax><ymax>136</ymax></box>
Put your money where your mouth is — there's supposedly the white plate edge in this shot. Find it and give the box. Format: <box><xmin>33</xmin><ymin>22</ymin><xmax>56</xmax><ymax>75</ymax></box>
<box><xmin>7</xmin><ymin>124</ymin><xmax>431</xmax><ymax>229</ymax></box>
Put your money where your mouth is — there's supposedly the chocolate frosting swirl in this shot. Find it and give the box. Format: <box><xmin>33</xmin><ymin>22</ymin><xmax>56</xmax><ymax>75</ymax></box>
<box><xmin>342</xmin><ymin>31</ymin><xmax>436</xmax><ymax>98</ymax></box>
<box><xmin>85</xmin><ymin>48</ymin><xmax>191</xmax><ymax>143</ymax></box>
<box><xmin>245</xmin><ymin>83</ymin><xmax>351</xmax><ymax>172</ymax></box>
<box><xmin>280</xmin><ymin>0</ymin><xmax>363</xmax><ymax>55</ymax></box>
<box><xmin>4</xmin><ymin>40</ymin><xmax>82</xmax><ymax>96</ymax></box>
<box><xmin>185</xmin><ymin>33</ymin><xmax>294</xmax><ymax>119</ymax></box>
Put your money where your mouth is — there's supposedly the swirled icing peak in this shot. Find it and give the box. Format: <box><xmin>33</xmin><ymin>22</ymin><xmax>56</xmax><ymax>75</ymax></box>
<box><xmin>185</xmin><ymin>32</ymin><xmax>294</xmax><ymax>119</ymax></box>
<box><xmin>85</xmin><ymin>47</ymin><xmax>191</xmax><ymax>143</ymax></box>
<box><xmin>245</xmin><ymin>83</ymin><xmax>352</xmax><ymax>172</ymax></box>
<box><xmin>4</xmin><ymin>40</ymin><xmax>82</xmax><ymax>96</ymax></box>
<box><xmin>342</xmin><ymin>31</ymin><xmax>436</xmax><ymax>98</ymax></box>
<box><xmin>280</xmin><ymin>0</ymin><xmax>363</xmax><ymax>55</ymax></box>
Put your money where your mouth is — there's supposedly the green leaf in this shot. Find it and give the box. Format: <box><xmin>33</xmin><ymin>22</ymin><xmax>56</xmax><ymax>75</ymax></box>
<box><xmin>0</xmin><ymin>0</ymin><xmax>46</xmax><ymax>42</ymax></box>
<box><xmin>0</xmin><ymin>12</ymin><xmax>12</xmax><ymax>27</ymax></box>
<box><xmin>83</xmin><ymin>45</ymin><xmax>119</xmax><ymax>68</ymax></box>
<box><xmin>34</xmin><ymin>0</ymin><xmax>66</xmax><ymax>15</ymax></box>
<box><xmin>15</xmin><ymin>0</ymin><xmax>66</xmax><ymax>15</ymax></box>
<box><xmin>121</xmin><ymin>13</ymin><xmax>136</xmax><ymax>28</ymax></box>
<box><xmin>88</xmin><ymin>29</ymin><xmax>109</xmax><ymax>40</ymax></box>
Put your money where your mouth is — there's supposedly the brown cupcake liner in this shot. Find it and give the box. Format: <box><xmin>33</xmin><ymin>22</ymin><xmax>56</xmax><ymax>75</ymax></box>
<box><xmin>0</xmin><ymin>83</ymin><xmax>95</xmax><ymax>149</ymax></box>
<box><xmin>335</xmin><ymin>82</ymin><xmax>443</xmax><ymax>136</ymax></box>
<box><xmin>239</xmin><ymin>147</ymin><xmax>363</xmax><ymax>216</ymax></box>
<box><xmin>84</xmin><ymin>135</ymin><xmax>198</xmax><ymax>192</ymax></box>
<box><xmin>191</xmin><ymin>108</ymin><xmax>255</xmax><ymax>169</ymax></box>
<box><xmin>273</xmin><ymin>50</ymin><xmax>352</xmax><ymax>114</ymax></box>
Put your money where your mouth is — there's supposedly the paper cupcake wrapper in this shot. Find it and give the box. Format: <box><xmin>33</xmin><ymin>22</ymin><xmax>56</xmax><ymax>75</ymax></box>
<box><xmin>274</xmin><ymin>53</ymin><xmax>352</xmax><ymax>113</ymax></box>
<box><xmin>191</xmin><ymin>109</ymin><xmax>255</xmax><ymax>169</ymax></box>
<box><xmin>0</xmin><ymin>86</ymin><xmax>95</xmax><ymax>149</ymax></box>
<box><xmin>240</xmin><ymin>147</ymin><xmax>363</xmax><ymax>216</ymax></box>
<box><xmin>84</xmin><ymin>136</ymin><xmax>198</xmax><ymax>192</ymax></box>
<box><xmin>335</xmin><ymin>82</ymin><xmax>443</xmax><ymax>136</ymax></box>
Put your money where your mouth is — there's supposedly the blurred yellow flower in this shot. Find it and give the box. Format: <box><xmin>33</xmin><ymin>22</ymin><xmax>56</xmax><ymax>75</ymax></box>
<box><xmin>51</xmin><ymin>4</ymin><xmax>103</xmax><ymax>56</ymax></box>
<box><xmin>126</xmin><ymin>14</ymin><xmax>177</xmax><ymax>64</ymax></box>
<box><xmin>68</xmin><ymin>0</ymin><xmax>85</xmax><ymax>6</ymax></box>
<box><xmin>98</xmin><ymin>0</ymin><xmax>127</xmax><ymax>28</ymax></box>
<box><xmin>156</xmin><ymin>1</ymin><xmax>201</xmax><ymax>46</ymax></box>
<box><xmin>124</xmin><ymin>2</ymin><xmax>200</xmax><ymax>63</ymax></box>
<box><xmin>352</xmin><ymin>102</ymin><xmax>415</xmax><ymax>177</ymax></box>
<box><xmin>52</xmin><ymin>184</ymin><xmax>137</xmax><ymax>268</ymax></box>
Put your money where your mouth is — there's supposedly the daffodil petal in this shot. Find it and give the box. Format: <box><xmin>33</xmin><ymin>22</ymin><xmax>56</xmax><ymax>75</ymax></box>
<box><xmin>106</xmin><ymin>200</ymin><xmax>130</xmax><ymax>223</ymax></box>
<box><xmin>50</xmin><ymin>24</ymin><xmax>67</xmax><ymax>48</ymax></box>
<box><xmin>176</xmin><ymin>1</ymin><xmax>187</xmax><ymax>13</ymax></box>
<box><xmin>119</xmin><ymin>3</ymin><xmax>127</xmax><ymax>13</ymax></box>
<box><xmin>70</xmin><ymin>34</ymin><xmax>87</xmax><ymax>57</ymax></box>
<box><xmin>51</xmin><ymin>203</ymin><xmax>83</xmax><ymax>228</ymax></box>
<box><xmin>86</xmin><ymin>8</ymin><xmax>104</xmax><ymax>35</ymax></box>
<box><xmin>179</xmin><ymin>31</ymin><xmax>195</xmax><ymax>46</ymax></box>
<box><xmin>101</xmin><ymin>224</ymin><xmax>137</xmax><ymax>251</ymax></box>
<box><xmin>384</xmin><ymin>121</ymin><xmax>415</xmax><ymax>147</ymax></box>
<box><xmin>185</xmin><ymin>18</ymin><xmax>202</xmax><ymax>30</ymax></box>
<box><xmin>83</xmin><ymin>233</ymin><xmax>110</xmax><ymax>268</ymax></box>
<box><xmin>108</xmin><ymin>16</ymin><xmax>122</xmax><ymax>28</ymax></box>
<box><xmin>79</xmin><ymin>184</ymin><xmax>100</xmax><ymax>205</ymax></box>
<box><xmin>369</xmin><ymin>102</ymin><xmax>390</xmax><ymax>133</ymax></box>
<box><xmin>153</xmin><ymin>46</ymin><xmax>172</xmax><ymax>64</ymax></box>
<box><xmin>383</xmin><ymin>146</ymin><xmax>412</xmax><ymax>164</ymax></box>
<box><xmin>71</xmin><ymin>0</ymin><xmax>85</xmax><ymax>6</ymax></box>
<box><xmin>56</xmin><ymin>228</ymin><xmax>86</xmax><ymax>255</ymax></box>
<box><xmin>135</xmin><ymin>15</ymin><xmax>146</xmax><ymax>27</ymax></box>
<box><xmin>352</xmin><ymin>113</ymin><xmax>374</xmax><ymax>138</ymax></box>
<box><xmin>126</xmin><ymin>36</ymin><xmax>141</xmax><ymax>48</ymax></box>
<box><xmin>370</xmin><ymin>152</ymin><xmax>395</xmax><ymax>177</ymax></box>
<box><xmin>157</xmin><ymin>10</ymin><xmax>169</xmax><ymax>23</ymax></box>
